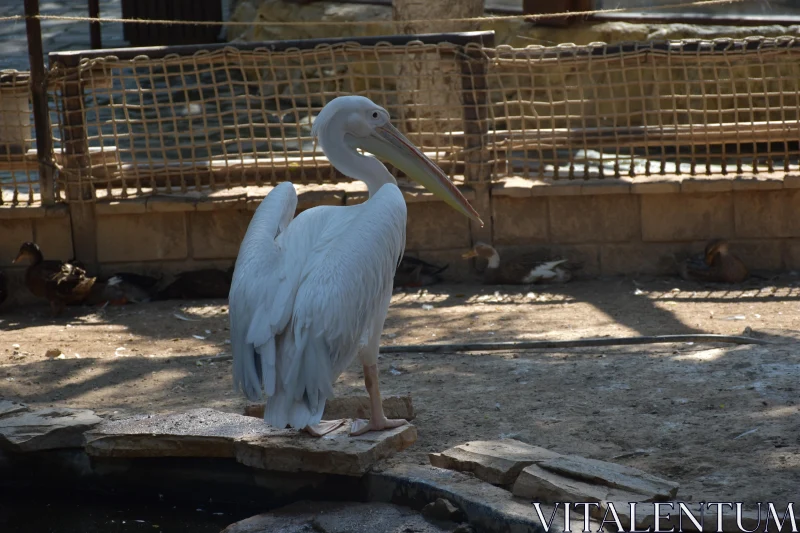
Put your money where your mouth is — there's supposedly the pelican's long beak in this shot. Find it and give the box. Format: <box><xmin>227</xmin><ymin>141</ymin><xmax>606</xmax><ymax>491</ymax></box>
<box><xmin>356</xmin><ymin>123</ymin><xmax>483</xmax><ymax>226</ymax></box>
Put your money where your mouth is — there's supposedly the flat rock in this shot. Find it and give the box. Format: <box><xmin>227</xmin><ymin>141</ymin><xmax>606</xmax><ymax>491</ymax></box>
<box><xmin>244</xmin><ymin>395</ymin><xmax>415</xmax><ymax>421</ymax></box>
<box><xmin>429</xmin><ymin>439</ymin><xmax>560</xmax><ymax>486</ymax></box>
<box><xmin>0</xmin><ymin>407</ymin><xmax>101</xmax><ymax>452</ymax></box>
<box><xmin>513</xmin><ymin>455</ymin><xmax>679</xmax><ymax>507</ymax></box>
<box><xmin>0</xmin><ymin>400</ymin><xmax>29</xmax><ymax>419</ymax></box>
<box><xmin>234</xmin><ymin>422</ymin><xmax>417</xmax><ymax>477</ymax></box>
<box><xmin>222</xmin><ymin>501</ymin><xmax>454</xmax><ymax>533</ymax></box>
<box><xmin>84</xmin><ymin>408</ymin><xmax>270</xmax><ymax>458</ymax></box>
<box><xmin>539</xmin><ymin>455</ymin><xmax>679</xmax><ymax>500</ymax></box>
<box><xmin>85</xmin><ymin>408</ymin><xmax>416</xmax><ymax>476</ymax></box>
<box><xmin>367</xmin><ymin>464</ymin><xmax>601</xmax><ymax>533</ymax></box>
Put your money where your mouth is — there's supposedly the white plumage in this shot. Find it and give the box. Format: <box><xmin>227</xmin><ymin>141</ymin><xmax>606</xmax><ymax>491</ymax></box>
<box><xmin>229</xmin><ymin>96</ymin><xmax>481</xmax><ymax>435</ymax></box>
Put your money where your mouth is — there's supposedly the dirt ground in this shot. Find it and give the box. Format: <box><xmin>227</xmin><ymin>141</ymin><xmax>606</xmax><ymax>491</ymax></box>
<box><xmin>1</xmin><ymin>276</ymin><xmax>799</xmax><ymax>506</ymax></box>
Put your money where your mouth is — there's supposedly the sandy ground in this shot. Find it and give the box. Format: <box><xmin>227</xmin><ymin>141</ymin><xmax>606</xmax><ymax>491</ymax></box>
<box><xmin>1</xmin><ymin>277</ymin><xmax>799</xmax><ymax>506</ymax></box>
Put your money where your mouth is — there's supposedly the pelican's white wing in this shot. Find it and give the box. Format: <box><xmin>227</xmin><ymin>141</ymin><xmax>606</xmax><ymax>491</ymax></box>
<box><xmin>230</xmin><ymin>183</ymin><xmax>406</xmax><ymax>429</ymax></box>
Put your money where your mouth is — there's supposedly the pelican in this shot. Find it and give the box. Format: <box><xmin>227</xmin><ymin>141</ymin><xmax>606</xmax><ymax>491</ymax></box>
<box><xmin>230</xmin><ymin>96</ymin><xmax>482</xmax><ymax>437</ymax></box>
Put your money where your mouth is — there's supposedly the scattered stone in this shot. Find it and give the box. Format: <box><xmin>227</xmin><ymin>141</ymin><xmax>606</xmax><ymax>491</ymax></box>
<box><xmin>422</xmin><ymin>497</ymin><xmax>464</xmax><ymax>522</ymax></box>
<box><xmin>0</xmin><ymin>408</ymin><xmax>102</xmax><ymax>452</ymax></box>
<box><xmin>539</xmin><ymin>455</ymin><xmax>679</xmax><ymax>499</ymax></box>
<box><xmin>429</xmin><ymin>439</ymin><xmax>560</xmax><ymax>486</ymax></box>
<box><xmin>0</xmin><ymin>400</ymin><xmax>28</xmax><ymax>419</ymax></box>
<box><xmin>244</xmin><ymin>395</ymin><xmax>415</xmax><ymax>421</ymax></box>
<box><xmin>512</xmin><ymin>455</ymin><xmax>679</xmax><ymax>514</ymax></box>
<box><xmin>222</xmin><ymin>501</ymin><xmax>453</xmax><ymax>533</ymax></box>
<box><xmin>45</xmin><ymin>348</ymin><xmax>63</xmax><ymax>358</ymax></box>
<box><xmin>368</xmin><ymin>464</ymin><xmax>600</xmax><ymax>533</ymax></box>
<box><xmin>234</xmin><ymin>422</ymin><xmax>416</xmax><ymax>476</ymax></box>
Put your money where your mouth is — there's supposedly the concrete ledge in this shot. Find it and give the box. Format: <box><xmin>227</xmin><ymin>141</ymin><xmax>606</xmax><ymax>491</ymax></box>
<box><xmin>0</xmin><ymin>204</ymin><xmax>69</xmax><ymax>219</ymax></box>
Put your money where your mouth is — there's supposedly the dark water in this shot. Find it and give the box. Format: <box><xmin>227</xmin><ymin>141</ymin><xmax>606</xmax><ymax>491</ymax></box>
<box><xmin>0</xmin><ymin>494</ymin><xmax>254</xmax><ymax>533</ymax></box>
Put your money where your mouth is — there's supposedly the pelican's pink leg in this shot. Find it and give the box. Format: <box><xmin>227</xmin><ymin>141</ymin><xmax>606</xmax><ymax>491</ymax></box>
<box><xmin>350</xmin><ymin>363</ymin><xmax>408</xmax><ymax>436</ymax></box>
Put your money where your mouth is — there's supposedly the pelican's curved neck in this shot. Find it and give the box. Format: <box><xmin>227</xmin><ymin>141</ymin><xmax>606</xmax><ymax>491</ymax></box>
<box><xmin>318</xmin><ymin>131</ymin><xmax>396</xmax><ymax>197</ymax></box>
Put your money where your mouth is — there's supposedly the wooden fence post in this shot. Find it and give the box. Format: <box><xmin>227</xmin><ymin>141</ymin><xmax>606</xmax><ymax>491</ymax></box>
<box><xmin>59</xmin><ymin>64</ymin><xmax>98</xmax><ymax>267</ymax></box>
<box><xmin>459</xmin><ymin>36</ymin><xmax>494</xmax><ymax>248</ymax></box>
<box><xmin>24</xmin><ymin>0</ymin><xmax>55</xmax><ymax>206</ymax></box>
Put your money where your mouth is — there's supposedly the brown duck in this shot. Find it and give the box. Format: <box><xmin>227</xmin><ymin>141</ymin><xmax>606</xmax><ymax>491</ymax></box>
<box><xmin>462</xmin><ymin>242</ymin><xmax>578</xmax><ymax>285</ymax></box>
<box><xmin>12</xmin><ymin>242</ymin><xmax>96</xmax><ymax>315</ymax></box>
<box><xmin>679</xmin><ymin>239</ymin><xmax>749</xmax><ymax>284</ymax></box>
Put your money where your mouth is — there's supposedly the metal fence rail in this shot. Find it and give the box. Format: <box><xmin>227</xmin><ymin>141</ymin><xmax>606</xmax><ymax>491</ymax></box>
<box><xmin>3</xmin><ymin>32</ymin><xmax>800</xmax><ymax>206</ymax></box>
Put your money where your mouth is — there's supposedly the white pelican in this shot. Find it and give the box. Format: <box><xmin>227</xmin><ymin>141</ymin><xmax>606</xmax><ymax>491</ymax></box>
<box><xmin>230</xmin><ymin>95</ymin><xmax>482</xmax><ymax>436</ymax></box>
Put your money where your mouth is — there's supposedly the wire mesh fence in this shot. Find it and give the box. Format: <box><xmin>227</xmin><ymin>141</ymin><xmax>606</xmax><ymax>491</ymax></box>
<box><xmin>4</xmin><ymin>32</ymin><xmax>800</xmax><ymax>205</ymax></box>
<box><xmin>485</xmin><ymin>36</ymin><xmax>800</xmax><ymax>180</ymax></box>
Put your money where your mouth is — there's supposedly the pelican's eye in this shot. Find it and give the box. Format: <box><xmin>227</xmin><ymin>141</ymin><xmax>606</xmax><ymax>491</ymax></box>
<box><xmin>371</xmin><ymin>111</ymin><xmax>379</xmax><ymax>119</ymax></box>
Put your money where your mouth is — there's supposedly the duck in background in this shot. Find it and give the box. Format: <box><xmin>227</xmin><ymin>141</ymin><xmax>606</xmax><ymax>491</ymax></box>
<box><xmin>462</xmin><ymin>242</ymin><xmax>580</xmax><ymax>285</ymax></box>
<box><xmin>12</xmin><ymin>242</ymin><xmax>96</xmax><ymax>316</ymax></box>
<box><xmin>86</xmin><ymin>272</ymin><xmax>162</xmax><ymax>306</ymax></box>
<box><xmin>393</xmin><ymin>256</ymin><xmax>448</xmax><ymax>288</ymax></box>
<box><xmin>679</xmin><ymin>238</ymin><xmax>749</xmax><ymax>283</ymax></box>
<box><xmin>155</xmin><ymin>266</ymin><xmax>234</xmax><ymax>300</ymax></box>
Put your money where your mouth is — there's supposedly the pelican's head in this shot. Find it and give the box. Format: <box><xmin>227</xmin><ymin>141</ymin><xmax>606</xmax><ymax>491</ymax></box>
<box><xmin>312</xmin><ymin>96</ymin><xmax>483</xmax><ymax>226</ymax></box>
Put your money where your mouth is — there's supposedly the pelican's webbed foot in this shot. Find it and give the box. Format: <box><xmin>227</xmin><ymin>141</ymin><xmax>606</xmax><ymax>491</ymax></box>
<box><xmin>350</xmin><ymin>416</ymin><xmax>407</xmax><ymax>436</ymax></box>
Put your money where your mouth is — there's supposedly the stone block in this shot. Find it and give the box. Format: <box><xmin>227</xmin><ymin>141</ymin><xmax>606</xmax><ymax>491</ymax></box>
<box><xmin>580</xmin><ymin>179</ymin><xmax>632</xmax><ymax>195</ymax></box>
<box><xmin>96</xmin><ymin>212</ymin><xmax>187</xmax><ymax>262</ymax></box>
<box><xmin>599</xmin><ymin>243</ymin><xmax>694</xmax><ymax>276</ymax></box>
<box><xmin>549</xmin><ymin>195</ymin><xmax>640</xmax><ymax>243</ymax></box>
<box><xmin>728</xmin><ymin>239</ymin><xmax>783</xmax><ymax>271</ymax></box>
<box><xmin>680</xmin><ymin>177</ymin><xmax>733</xmax><ymax>193</ymax></box>
<box><xmin>406</xmin><ymin>202</ymin><xmax>470</xmax><ymax>250</ymax></box>
<box><xmin>33</xmin><ymin>217</ymin><xmax>73</xmax><ymax>261</ymax></box>
<box><xmin>86</xmin><ymin>408</ymin><xmax>416</xmax><ymax>476</ymax></box>
<box><xmin>0</xmin><ymin>219</ymin><xmax>32</xmax><ymax>266</ymax></box>
<box><xmin>94</xmin><ymin>198</ymin><xmax>147</xmax><ymax>215</ymax></box>
<box><xmin>526</xmin><ymin>178</ymin><xmax>583</xmax><ymax>197</ymax></box>
<box><xmin>734</xmin><ymin>190</ymin><xmax>800</xmax><ymax>239</ymax></box>
<box><xmin>234</xmin><ymin>423</ymin><xmax>417</xmax><ymax>476</ymax></box>
<box><xmin>541</xmin><ymin>455</ymin><xmax>679</xmax><ymax>500</ymax></box>
<box><xmin>641</xmin><ymin>193</ymin><xmax>733</xmax><ymax>242</ymax></box>
<box><xmin>429</xmin><ymin>439</ymin><xmax>561</xmax><ymax>486</ymax></box>
<box><xmin>784</xmin><ymin>240</ymin><xmax>800</xmax><ymax>270</ymax></box>
<box><xmin>189</xmin><ymin>210</ymin><xmax>252</xmax><ymax>260</ymax></box>
<box><xmin>732</xmin><ymin>176</ymin><xmax>784</xmax><ymax>191</ymax></box>
<box><xmin>491</xmin><ymin>177</ymin><xmax>532</xmax><ymax>198</ymax></box>
<box><xmin>512</xmin><ymin>455</ymin><xmax>678</xmax><ymax>504</ymax></box>
<box><xmin>0</xmin><ymin>408</ymin><xmax>102</xmax><ymax>452</ymax></box>
<box><xmin>492</xmin><ymin>196</ymin><xmax>549</xmax><ymax>246</ymax></box>
<box><xmin>244</xmin><ymin>395</ymin><xmax>415</xmax><ymax>422</ymax></box>
<box><xmin>146</xmin><ymin>196</ymin><xmax>197</xmax><ymax>212</ymax></box>
<box><xmin>630</xmin><ymin>177</ymin><xmax>681</xmax><ymax>195</ymax></box>
<box><xmin>785</xmin><ymin>175</ymin><xmax>800</xmax><ymax>189</ymax></box>
<box><xmin>368</xmin><ymin>464</ymin><xmax>600</xmax><ymax>533</ymax></box>
<box><xmin>85</xmin><ymin>408</ymin><xmax>276</xmax><ymax>458</ymax></box>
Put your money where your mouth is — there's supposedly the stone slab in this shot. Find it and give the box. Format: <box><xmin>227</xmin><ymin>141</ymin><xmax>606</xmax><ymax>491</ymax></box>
<box><xmin>86</xmin><ymin>408</ymin><xmax>416</xmax><ymax>476</ymax></box>
<box><xmin>548</xmin><ymin>195</ymin><xmax>640</xmax><ymax>243</ymax></box>
<box><xmin>512</xmin><ymin>463</ymin><xmax>610</xmax><ymax>502</ymax></box>
<box><xmin>222</xmin><ymin>501</ymin><xmax>454</xmax><ymax>533</ymax></box>
<box><xmin>244</xmin><ymin>395</ymin><xmax>415</xmax><ymax>421</ymax></box>
<box><xmin>366</xmin><ymin>463</ymin><xmax>600</xmax><ymax>533</ymax></box>
<box><xmin>84</xmin><ymin>408</ymin><xmax>269</xmax><ymax>458</ymax></box>
<box><xmin>641</xmin><ymin>192</ymin><xmax>733</xmax><ymax>241</ymax></box>
<box><xmin>492</xmin><ymin>196</ymin><xmax>549</xmax><ymax>246</ymax></box>
<box><xmin>234</xmin><ymin>422</ymin><xmax>417</xmax><ymax>477</ymax></box>
<box><xmin>429</xmin><ymin>439</ymin><xmax>561</xmax><ymax>486</ymax></box>
<box><xmin>539</xmin><ymin>455</ymin><xmax>679</xmax><ymax>499</ymax></box>
<box><xmin>0</xmin><ymin>408</ymin><xmax>102</xmax><ymax>452</ymax></box>
<box><xmin>0</xmin><ymin>400</ymin><xmax>28</xmax><ymax>419</ymax></box>
<box><xmin>96</xmin><ymin>212</ymin><xmax>188</xmax><ymax>262</ymax></box>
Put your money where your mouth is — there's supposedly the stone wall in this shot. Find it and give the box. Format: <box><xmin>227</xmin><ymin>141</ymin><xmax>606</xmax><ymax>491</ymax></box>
<box><xmin>3</xmin><ymin>176</ymin><xmax>799</xmax><ymax>307</ymax></box>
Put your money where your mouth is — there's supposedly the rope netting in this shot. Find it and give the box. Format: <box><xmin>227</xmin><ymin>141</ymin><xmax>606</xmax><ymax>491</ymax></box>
<box><xmin>0</xmin><ymin>71</ymin><xmax>40</xmax><ymax>206</ymax></box>
<box><xmin>5</xmin><ymin>33</ymin><xmax>800</xmax><ymax>204</ymax></box>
